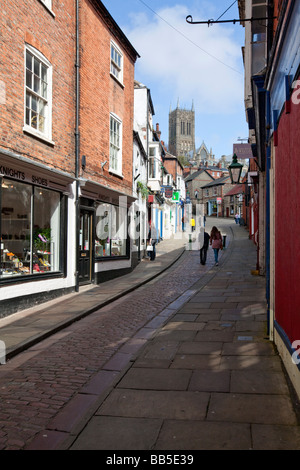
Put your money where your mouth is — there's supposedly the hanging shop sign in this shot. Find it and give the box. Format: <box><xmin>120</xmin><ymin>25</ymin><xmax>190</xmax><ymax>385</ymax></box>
<box><xmin>232</xmin><ymin>143</ymin><xmax>253</xmax><ymax>159</ymax></box>
<box><xmin>172</xmin><ymin>191</ymin><xmax>180</xmax><ymax>202</ymax></box>
<box><xmin>164</xmin><ymin>186</ymin><xmax>173</xmax><ymax>198</ymax></box>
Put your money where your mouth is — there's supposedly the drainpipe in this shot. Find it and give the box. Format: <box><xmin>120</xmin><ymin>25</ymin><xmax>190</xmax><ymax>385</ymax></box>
<box><xmin>146</xmin><ymin>89</ymin><xmax>151</xmax><ymax>229</ymax></box>
<box><xmin>75</xmin><ymin>0</ymin><xmax>80</xmax><ymax>292</ymax></box>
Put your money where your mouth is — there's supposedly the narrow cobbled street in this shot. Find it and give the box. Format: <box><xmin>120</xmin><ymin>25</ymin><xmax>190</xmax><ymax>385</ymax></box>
<box><xmin>0</xmin><ymin>219</ymin><xmax>218</xmax><ymax>450</ymax></box>
<box><xmin>1</xmin><ymin>219</ymin><xmax>300</xmax><ymax>450</ymax></box>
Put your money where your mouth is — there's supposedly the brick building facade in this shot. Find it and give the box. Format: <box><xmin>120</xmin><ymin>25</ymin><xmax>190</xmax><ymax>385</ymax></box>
<box><xmin>0</xmin><ymin>0</ymin><xmax>139</xmax><ymax>316</ymax></box>
<box><xmin>0</xmin><ymin>0</ymin><xmax>76</xmax><ymax>315</ymax></box>
<box><xmin>77</xmin><ymin>0</ymin><xmax>139</xmax><ymax>285</ymax></box>
<box><xmin>0</xmin><ymin>0</ymin><xmax>75</xmax><ymax>171</ymax></box>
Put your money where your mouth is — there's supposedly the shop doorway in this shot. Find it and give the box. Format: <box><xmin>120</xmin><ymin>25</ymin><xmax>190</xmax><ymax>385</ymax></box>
<box><xmin>79</xmin><ymin>208</ymin><xmax>94</xmax><ymax>284</ymax></box>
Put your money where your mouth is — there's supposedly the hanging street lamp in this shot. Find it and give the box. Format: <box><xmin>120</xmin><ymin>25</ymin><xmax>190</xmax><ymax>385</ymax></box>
<box><xmin>228</xmin><ymin>154</ymin><xmax>243</xmax><ymax>184</ymax></box>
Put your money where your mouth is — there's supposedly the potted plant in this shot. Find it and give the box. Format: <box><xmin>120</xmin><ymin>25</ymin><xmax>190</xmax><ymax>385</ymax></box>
<box><xmin>136</xmin><ymin>181</ymin><xmax>149</xmax><ymax>199</ymax></box>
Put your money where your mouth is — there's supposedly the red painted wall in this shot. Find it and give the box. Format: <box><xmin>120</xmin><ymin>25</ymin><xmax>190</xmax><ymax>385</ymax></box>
<box><xmin>275</xmin><ymin>96</ymin><xmax>300</xmax><ymax>343</ymax></box>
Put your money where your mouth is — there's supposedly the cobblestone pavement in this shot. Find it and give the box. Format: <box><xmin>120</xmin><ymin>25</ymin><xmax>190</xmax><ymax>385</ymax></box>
<box><xmin>0</xmin><ymin>227</ymin><xmax>224</xmax><ymax>450</ymax></box>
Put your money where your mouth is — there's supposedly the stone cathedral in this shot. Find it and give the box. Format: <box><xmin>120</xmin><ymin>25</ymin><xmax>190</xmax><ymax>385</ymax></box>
<box><xmin>168</xmin><ymin>101</ymin><xmax>195</xmax><ymax>157</ymax></box>
<box><xmin>168</xmin><ymin>101</ymin><xmax>228</xmax><ymax>169</ymax></box>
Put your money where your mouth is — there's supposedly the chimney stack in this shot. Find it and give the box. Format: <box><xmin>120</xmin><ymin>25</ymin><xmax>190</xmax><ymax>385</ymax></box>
<box><xmin>156</xmin><ymin>123</ymin><xmax>161</xmax><ymax>140</ymax></box>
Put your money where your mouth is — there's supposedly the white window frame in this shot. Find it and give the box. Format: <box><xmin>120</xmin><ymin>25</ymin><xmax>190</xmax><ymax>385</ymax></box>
<box><xmin>40</xmin><ymin>0</ymin><xmax>51</xmax><ymax>9</ymax></box>
<box><xmin>148</xmin><ymin>144</ymin><xmax>159</xmax><ymax>179</ymax></box>
<box><xmin>110</xmin><ymin>40</ymin><xmax>123</xmax><ymax>85</ymax></box>
<box><xmin>38</xmin><ymin>0</ymin><xmax>55</xmax><ymax>16</ymax></box>
<box><xmin>24</xmin><ymin>44</ymin><xmax>53</xmax><ymax>144</ymax></box>
<box><xmin>109</xmin><ymin>113</ymin><xmax>123</xmax><ymax>177</ymax></box>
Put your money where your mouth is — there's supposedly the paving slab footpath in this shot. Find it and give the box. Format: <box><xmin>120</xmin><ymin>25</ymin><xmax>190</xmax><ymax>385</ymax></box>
<box><xmin>21</xmin><ymin>219</ymin><xmax>300</xmax><ymax>450</ymax></box>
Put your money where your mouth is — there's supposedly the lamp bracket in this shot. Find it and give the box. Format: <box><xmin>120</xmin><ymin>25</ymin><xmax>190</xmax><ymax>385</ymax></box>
<box><xmin>186</xmin><ymin>15</ymin><xmax>277</xmax><ymax>26</ymax></box>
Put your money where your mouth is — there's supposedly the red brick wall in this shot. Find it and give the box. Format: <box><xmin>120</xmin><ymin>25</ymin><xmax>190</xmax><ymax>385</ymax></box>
<box><xmin>0</xmin><ymin>0</ymin><xmax>76</xmax><ymax>175</ymax></box>
<box><xmin>79</xmin><ymin>0</ymin><xmax>136</xmax><ymax>197</ymax></box>
<box><xmin>163</xmin><ymin>160</ymin><xmax>176</xmax><ymax>180</ymax></box>
<box><xmin>273</xmin><ymin>0</ymin><xmax>285</xmax><ymax>36</ymax></box>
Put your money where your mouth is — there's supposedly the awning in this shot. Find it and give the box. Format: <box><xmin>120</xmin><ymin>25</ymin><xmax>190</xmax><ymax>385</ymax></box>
<box><xmin>79</xmin><ymin>178</ymin><xmax>136</xmax><ymax>206</ymax></box>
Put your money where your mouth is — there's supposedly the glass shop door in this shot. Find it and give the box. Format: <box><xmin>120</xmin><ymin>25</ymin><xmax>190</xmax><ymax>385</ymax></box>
<box><xmin>78</xmin><ymin>208</ymin><xmax>94</xmax><ymax>284</ymax></box>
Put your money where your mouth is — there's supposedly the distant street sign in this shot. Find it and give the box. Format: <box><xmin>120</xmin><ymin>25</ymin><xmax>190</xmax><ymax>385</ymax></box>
<box><xmin>233</xmin><ymin>143</ymin><xmax>253</xmax><ymax>159</ymax></box>
<box><xmin>164</xmin><ymin>186</ymin><xmax>173</xmax><ymax>198</ymax></box>
<box><xmin>172</xmin><ymin>191</ymin><xmax>180</xmax><ymax>202</ymax></box>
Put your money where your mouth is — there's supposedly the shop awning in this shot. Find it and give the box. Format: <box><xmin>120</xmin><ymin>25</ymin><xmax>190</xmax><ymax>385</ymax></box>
<box><xmin>79</xmin><ymin>178</ymin><xmax>136</xmax><ymax>206</ymax></box>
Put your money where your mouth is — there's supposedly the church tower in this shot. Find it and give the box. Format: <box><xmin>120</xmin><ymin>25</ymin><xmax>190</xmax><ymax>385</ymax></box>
<box><xmin>168</xmin><ymin>100</ymin><xmax>195</xmax><ymax>157</ymax></box>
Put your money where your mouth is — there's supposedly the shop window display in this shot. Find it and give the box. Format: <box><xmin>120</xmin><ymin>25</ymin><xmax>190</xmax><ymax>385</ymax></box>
<box><xmin>95</xmin><ymin>202</ymin><xmax>127</xmax><ymax>257</ymax></box>
<box><xmin>0</xmin><ymin>179</ymin><xmax>61</xmax><ymax>278</ymax></box>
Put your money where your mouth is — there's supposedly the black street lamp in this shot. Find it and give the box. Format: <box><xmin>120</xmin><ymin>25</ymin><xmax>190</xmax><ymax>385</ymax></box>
<box><xmin>228</xmin><ymin>154</ymin><xmax>243</xmax><ymax>184</ymax></box>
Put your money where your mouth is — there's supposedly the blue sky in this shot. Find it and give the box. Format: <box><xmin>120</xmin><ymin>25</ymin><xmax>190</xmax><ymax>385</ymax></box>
<box><xmin>102</xmin><ymin>0</ymin><xmax>249</xmax><ymax>161</ymax></box>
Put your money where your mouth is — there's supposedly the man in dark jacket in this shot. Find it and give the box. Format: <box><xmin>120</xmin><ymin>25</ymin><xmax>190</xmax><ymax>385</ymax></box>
<box><xmin>200</xmin><ymin>230</ymin><xmax>210</xmax><ymax>265</ymax></box>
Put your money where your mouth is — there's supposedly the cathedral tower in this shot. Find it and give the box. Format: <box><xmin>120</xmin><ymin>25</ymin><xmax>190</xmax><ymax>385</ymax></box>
<box><xmin>168</xmin><ymin>100</ymin><xmax>195</xmax><ymax>157</ymax></box>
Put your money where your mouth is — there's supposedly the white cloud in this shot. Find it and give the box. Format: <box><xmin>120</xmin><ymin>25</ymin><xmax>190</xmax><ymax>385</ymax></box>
<box><xmin>126</xmin><ymin>4</ymin><xmax>244</xmax><ymax>115</ymax></box>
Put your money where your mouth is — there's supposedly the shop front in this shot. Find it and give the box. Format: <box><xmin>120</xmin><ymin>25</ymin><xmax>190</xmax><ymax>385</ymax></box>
<box><xmin>207</xmin><ymin>199</ymin><xmax>217</xmax><ymax>216</ymax></box>
<box><xmin>78</xmin><ymin>203</ymin><xmax>94</xmax><ymax>285</ymax></box>
<box><xmin>1</xmin><ymin>180</ymin><xmax>62</xmax><ymax>278</ymax></box>
<box><xmin>0</xmin><ymin>153</ymin><xmax>75</xmax><ymax>316</ymax></box>
<box><xmin>78</xmin><ymin>180</ymin><xmax>136</xmax><ymax>285</ymax></box>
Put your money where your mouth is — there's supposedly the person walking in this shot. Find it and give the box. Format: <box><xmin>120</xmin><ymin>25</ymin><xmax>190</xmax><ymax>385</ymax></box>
<box><xmin>147</xmin><ymin>222</ymin><xmax>158</xmax><ymax>261</ymax></box>
<box><xmin>190</xmin><ymin>217</ymin><xmax>195</xmax><ymax>232</ymax></box>
<box><xmin>200</xmin><ymin>228</ymin><xmax>210</xmax><ymax>265</ymax></box>
<box><xmin>234</xmin><ymin>213</ymin><xmax>240</xmax><ymax>224</ymax></box>
<box><xmin>210</xmin><ymin>225</ymin><xmax>222</xmax><ymax>266</ymax></box>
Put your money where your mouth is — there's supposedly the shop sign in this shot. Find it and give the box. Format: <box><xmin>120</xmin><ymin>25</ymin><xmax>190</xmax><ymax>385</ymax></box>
<box><xmin>0</xmin><ymin>164</ymin><xmax>49</xmax><ymax>187</ymax></box>
<box><xmin>164</xmin><ymin>186</ymin><xmax>173</xmax><ymax>198</ymax></box>
<box><xmin>217</xmin><ymin>197</ymin><xmax>222</xmax><ymax>204</ymax></box>
<box><xmin>172</xmin><ymin>191</ymin><xmax>180</xmax><ymax>202</ymax></box>
<box><xmin>233</xmin><ymin>143</ymin><xmax>253</xmax><ymax>159</ymax></box>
